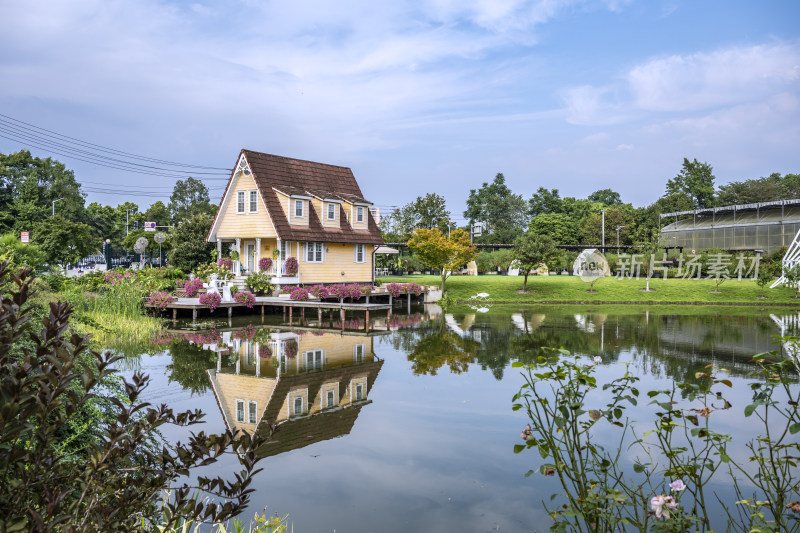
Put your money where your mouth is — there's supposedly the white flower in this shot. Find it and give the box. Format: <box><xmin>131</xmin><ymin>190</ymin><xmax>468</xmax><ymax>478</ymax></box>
<box><xmin>669</xmin><ymin>479</ymin><xmax>686</xmax><ymax>492</ymax></box>
<box><xmin>650</xmin><ymin>495</ymin><xmax>677</xmax><ymax>520</ymax></box>
<box><xmin>593</xmin><ymin>356</ymin><xmax>602</xmax><ymax>364</ymax></box>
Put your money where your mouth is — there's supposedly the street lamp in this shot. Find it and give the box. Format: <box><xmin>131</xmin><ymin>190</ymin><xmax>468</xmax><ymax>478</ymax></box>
<box><xmin>616</xmin><ymin>225</ymin><xmax>626</xmax><ymax>254</ymax></box>
<box><xmin>52</xmin><ymin>198</ymin><xmax>63</xmax><ymax>216</ymax></box>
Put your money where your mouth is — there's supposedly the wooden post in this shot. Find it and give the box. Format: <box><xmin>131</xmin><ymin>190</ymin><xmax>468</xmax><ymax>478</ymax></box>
<box><xmin>340</xmin><ymin>308</ymin><xmax>345</xmax><ymax>323</ymax></box>
<box><xmin>389</xmin><ymin>294</ymin><xmax>393</xmax><ymax>307</ymax></box>
<box><xmin>387</xmin><ymin>307</ymin><xmax>392</xmax><ymax>319</ymax></box>
<box><xmin>228</xmin><ymin>306</ymin><xmax>233</xmax><ymax>318</ymax></box>
<box><xmin>365</xmin><ymin>310</ymin><xmax>370</xmax><ymax>332</ymax></box>
<box><xmin>289</xmin><ymin>307</ymin><xmax>293</xmax><ymax>323</ymax></box>
<box><xmin>261</xmin><ymin>305</ymin><xmax>264</xmax><ymax>316</ymax></box>
<box><xmin>172</xmin><ymin>308</ymin><xmax>177</xmax><ymax>320</ymax></box>
<box><xmin>407</xmin><ymin>292</ymin><xmax>411</xmax><ymax>313</ymax></box>
<box><xmin>318</xmin><ymin>308</ymin><xmax>322</xmax><ymax>322</ymax></box>
<box><xmin>301</xmin><ymin>307</ymin><xmax>305</xmax><ymax>318</ymax></box>
<box><xmin>192</xmin><ymin>308</ymin><xmax>198</xmax><ymax>321</ymax></box>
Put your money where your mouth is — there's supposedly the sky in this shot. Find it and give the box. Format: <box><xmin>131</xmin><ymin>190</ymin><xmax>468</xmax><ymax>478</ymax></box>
<box><xmin>1</xmin><ymin>0</ymin><xmax>798</xmax><ymax>224</ymax></box>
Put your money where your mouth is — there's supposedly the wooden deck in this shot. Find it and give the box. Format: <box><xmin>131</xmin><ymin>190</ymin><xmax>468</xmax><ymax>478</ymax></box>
<box><xmin>146</xmin><ymin>293</ymin><xmax>419</xmax><ymax>322</ymax></box>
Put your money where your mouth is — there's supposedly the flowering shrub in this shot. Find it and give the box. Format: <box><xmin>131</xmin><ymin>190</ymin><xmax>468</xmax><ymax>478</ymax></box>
<box><xmin>246</xmin><ymin>271</ymin><xmax>273</xmax><ymax>295</ymax></box>
<box><xmin>217</xmin><ymin>257</ymin><xmax>233</xmax><ymax>271</ymax></box>
<box><xmin>105</xmin><ymin>271</ymin><xmax>133</xmax><ymax>285</ymax></box>
<box><xmin>258</xmin><ymin>344</ymin><xmax>272</xmax><ymax>359</ymax></box>
<box><xmin>199</xmin><ymin>291</ymin><xmax>221</xmax><ymax>311</ymax></box>
<box><xmin>309</xmin><ymin>284</ymin><xmax>329</xmax><ymax>299</ymax></box>
<box><xmin>328</xmin><ymin>284</ymin><xmax>347</xmax><ymax>300</ymax></box>
<box><xmin>285</xmin><ymin>339</ymin><xmax>298</xmax><ymax>359</ymax></box>
<box><xmin>258</xmin><ymin>257</ymin><xmax>273</xmax><ymax>271</ymax></box>
<box><xmin>289</xmin><ymin>287</ymin><xmax>310</xmax><ymax>301</ymax></box>
<box><xmin>184</xmin><ymin>278</ymin><xmax>204</xmax><ymax>297</ymax></box>
<box><xmin>147</xmin><ymin>291</ymin><xmax>174</xmax><ymax>311</ymax></box>
<box><xmin>386</xmin><ymin>282</ymin><xmax>403</xmax><ymax>298</ymax></box>
<box><xmin>345</xmin><ymin>283</ymin><xmax>364</xmax><ymax>300</ymax></box>
<box><xmin>403</xmin><ymin>283</ymin><xmax>424</xmax><ymax>296</ymax></box>
<box><xmin>234</xmin><ymin>290</ymin><xmax>256</xmax><ymax>309</ymax></box>
<box><xmin>284</xmin><ymin>256</ymin><xmax>298</xmax><ymax>276</ymax></box>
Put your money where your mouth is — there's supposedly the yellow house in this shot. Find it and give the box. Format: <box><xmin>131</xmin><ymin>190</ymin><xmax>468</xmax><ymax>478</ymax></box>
<box><xmin>207</xmin><ymin>149</ymin><xmax>384</xmax><ymax>285</ymax></box>
<box><xmin>205</xmin><ymin>329</ymin><xmax>383</xmax><ymax>456</ymax></box>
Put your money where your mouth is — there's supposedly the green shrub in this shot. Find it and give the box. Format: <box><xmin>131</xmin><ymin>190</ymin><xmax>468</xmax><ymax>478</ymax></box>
<box><xmin>246</xmin><ymin>271</ymin><xmax>273</xmax><ymax>295</ymax></box>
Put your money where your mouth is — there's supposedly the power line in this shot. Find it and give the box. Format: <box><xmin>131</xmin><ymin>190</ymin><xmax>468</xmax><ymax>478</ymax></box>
<box><xmin>0</xmin><ymin>113</ymin><xmax>231</xmax><ymax>171</ymax></box>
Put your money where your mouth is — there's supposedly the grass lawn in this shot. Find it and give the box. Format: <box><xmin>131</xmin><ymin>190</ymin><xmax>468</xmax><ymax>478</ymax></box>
<box><xmin>376</xmin><ymin>274</ymin><xmax>800</xmax><ymax>306</ymax></box>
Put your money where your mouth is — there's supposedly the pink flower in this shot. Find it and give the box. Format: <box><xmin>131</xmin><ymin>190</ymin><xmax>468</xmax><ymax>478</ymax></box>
<box><xmin>650</xmin><ymin>495</ymin><xmax>677</xmax><ymax>520</ymax></box>
<box><xmin>669</xmin><ymin>480</ymin><xmax>686</xmax><ymax>492</ymax></box>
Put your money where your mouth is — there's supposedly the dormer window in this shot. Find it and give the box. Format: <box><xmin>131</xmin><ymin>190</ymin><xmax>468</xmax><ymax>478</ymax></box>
<box><xmin>327</xmin><ymin>203</ymin><xmax>335</xmax><ymax>220</ymax></box>
<box><xmin>356</xmin><ymin>206</ymin><xmax>364</xmax><ymax>223</ymax></box>
<box><xmin>294</xmin><ymin>200</ymin><xmax>304</xmax><ymax>218</ymax></box>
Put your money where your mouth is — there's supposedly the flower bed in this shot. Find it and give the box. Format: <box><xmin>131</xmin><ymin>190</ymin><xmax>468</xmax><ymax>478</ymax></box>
<box><xmin>386</xmin><ymin>282</ymin><xmax>403</xmax><ymax>297</ymax></box>
<box><xmin>309</xmin><ymin>284</ymin><xmax>330</xmax><ymax>299</ymax></box>
<box><xmin>199</xmin><ymin>292</ymin><xmax>222</xmax><ymax>311</ymax></box>
<box><xmin>234</xmin><ymin>290</ymin><xmax>256</xmax><ymax>309</ymax></box>
<box><xmin>184</xmin><ymin>278</ymin><xmax>204</xmax><ymax>297</ymax></box>
<box><xmin>147</xmin><ymin>291</ymin><xmax>174</xmax><ymax>311</ymax></box>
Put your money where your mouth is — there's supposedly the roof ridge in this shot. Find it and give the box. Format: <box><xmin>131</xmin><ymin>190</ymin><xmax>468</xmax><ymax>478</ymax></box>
<box><xmin>242</xmin><ymin>148</ymin><xmax>352</xmax><ymax>170</ymax></box>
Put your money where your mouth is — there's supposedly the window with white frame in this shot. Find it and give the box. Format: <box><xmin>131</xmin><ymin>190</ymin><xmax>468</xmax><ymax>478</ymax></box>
<box><xmin>326</xmin><ymin>390</ymin><xmax>336</xmax><ymax>408</ymax></box>
<box><xmin>305</xmin><ymin>349</ymin><xmax>323</xmax><ymax>371</ymax></box>
<box><xmin>236</xmin><ymin>399</ymin><xmax>245</xmax><ymax>422</ymax></box>
<box><xmin>237</xmin><ymin>191</ymin><xmax>245</xmax><ymax>214</ymax></box>
<box><xmin>354</xmin><ymin>344</ymin><xmax>365</xmax><ymax>363</ymax></box>
<box><xmin>293</xmin><ymin>396</ymin><xmax>303</xmax><ymax>416</ymax></box>
<box><xmin>355</xmin><ymin>383</ymin><xmax>364</xmax><ymax>401</ymax></box>
<box><xmin>294</xmin><ymin>199</ymin><xmax>304</xmax><ymax>217</ymax></box>
<box><xmin>280</xmin><ymin>240</ymin><xmax>290</xmax><ymax>259</ymax></box>
<box><xmin>354</xmin><ymin>244</ymin><xmax>365</xmax><ymax>263</ymax></box>
<box><xmin>327</xmin><ymin>202</ymin><xmax>336</xmax><ymax>220</ymax></box>
<box><xmin>248</xmin><ymin>401</ymin><xmax>257</xmax><ymax>424</ymax></box>
<box><xmin>249</xmin><ymin>190</ymin><xmax>258</xmax><ymax>213</ymax></box>
<box><xmin>306</xmin><ymin>242</ymin><xmax>324</xmax><ymax>263</ymax></box>
<box><xmin>356</xmin><ymin>206</ymin><xmax>364</xmax><ymax>223</ymax></box>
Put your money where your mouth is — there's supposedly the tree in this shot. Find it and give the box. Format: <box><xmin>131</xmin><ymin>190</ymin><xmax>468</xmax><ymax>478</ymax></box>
<box><xmin>665</xmin><ymin>158</ymin><xmax>716</xmax><ymax>208</ymax></box>
<box><xmin>579</xmin><ymin>206</ymin><xmax>634</xmax><ymax>246</ymax></box>
<box><xmin>168</xmin><ymin>213</ymin><xmax>215</xmax><ymax>272</ymax></box>
<box><xmin>408</xmin><ymin>228</ymin><xmax>477</xmax><ymax>292</ymax></box>
<box><xmin>587</xmin><ymin>188</ymin><xmax>622</xmax><ymax>206</ymax></box>
<box><xmin>0</xmin><ymin>264</ymin><xmax>271</xmax><ymax>530</ymax></box>
<box><xmin>144</xmin><ymin>200</ymin><xmax>171</xmax><ymax>227</ymax></box>
<box><xmin>33</xmin><ymin>216</ymin><xmax>97</xmax><ymax>270</ymax></box>
<box><xmin>529</xmin><ymin>213</ymin><xmax>580</xmax><ymax>245</ymax></box>
<box><xmin>464</xmin><ymin>173</ymin><xmax>528</xmax><ymax>243</ymax></box>
<box><xmin>412</xmin><ymin>193</ymin><xmax>451</xmax><ymax>231</ymax></box>
<box><xmin>512</xmin><ymin>233</ymin><xmax>560</xmax><ymax>292</ymax></box>
<box><xmin>407</xmin><ymin>316</ymin><xmax>479</xmax><ymax>375</ymax></box>
<box><xmin>169</xmin><ymin>177</ymin><xmax>214</xmax><ymax>224</ymax></box>
<box><xmin>0</xmin><ymin>232</ymin><xmax>44</xmax><ymax>270</ymax></box>
<box><xmin>756</xmin><ymin>262</ymin><xmax>775</xmax><ymax>299</ymax></box>
<box><xmin>717</xmin><ymin>172</ymin><xmax>800</xmax><ymax>205</ymax></box>
<box><xmin>528</xmin><ymin>187</ymin><xmax>563</xmax><ymax>217</ymax></box>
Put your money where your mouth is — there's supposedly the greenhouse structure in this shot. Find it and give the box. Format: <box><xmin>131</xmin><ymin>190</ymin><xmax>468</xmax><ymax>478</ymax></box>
<box><xmin>660</xmin><ymin>199</ymin><xmax>800</xmax><ymax>253</ymax></box>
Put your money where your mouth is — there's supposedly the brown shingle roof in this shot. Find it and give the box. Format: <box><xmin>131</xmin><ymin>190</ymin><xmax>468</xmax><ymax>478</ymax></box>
<box><xmin>244</xmin><ymin>150</ymin><xmax>383</xmax><ymax>245</ymax></box>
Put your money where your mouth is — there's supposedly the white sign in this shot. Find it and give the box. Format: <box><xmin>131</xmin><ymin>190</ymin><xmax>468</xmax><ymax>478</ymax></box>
<box><xmin>144</xmin><ymin>221</ymin><xmax>156</xmax><ymax>232</ymax></box>
<box><xmin>20</xmin><ymin>231</ymin><xmax>29</xmax><ymax>243</ymax></box>
<box><xmin>472</xmin><ymin>222</ymin><xmax>483</xmax><ymax>237</ymax></box>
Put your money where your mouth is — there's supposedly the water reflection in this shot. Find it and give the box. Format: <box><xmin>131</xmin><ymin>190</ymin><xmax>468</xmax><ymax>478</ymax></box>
<box><xmin>188</xmin><ymin>329</ymin><xmax>384</xmax><ymax>457</ymax></box>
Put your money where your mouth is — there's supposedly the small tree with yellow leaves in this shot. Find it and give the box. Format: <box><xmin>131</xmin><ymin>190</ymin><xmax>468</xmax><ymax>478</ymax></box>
<box><xmin>408</xmin><ymin>228</ymin><xmax>477</xmax><ymax>292</ymax></box>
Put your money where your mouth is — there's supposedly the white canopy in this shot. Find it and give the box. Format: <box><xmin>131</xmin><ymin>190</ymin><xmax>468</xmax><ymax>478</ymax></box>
<box><xmin>375</xmin><ymin>246</ymin><xmax>400</xmax><ymax>254</ymax></box>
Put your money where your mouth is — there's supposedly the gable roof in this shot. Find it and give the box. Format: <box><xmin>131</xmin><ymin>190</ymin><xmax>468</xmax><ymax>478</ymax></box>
<box><xmin>208</xmin><ymin>149</ymin><xmax>384</xmax><ymax>245</ymax></box>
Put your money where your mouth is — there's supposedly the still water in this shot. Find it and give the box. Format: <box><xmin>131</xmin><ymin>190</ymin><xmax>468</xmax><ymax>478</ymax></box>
<box><xmin>126</xmin><ymin>305</ymin><xmax>800</xmax><ymax>532</ymax></box>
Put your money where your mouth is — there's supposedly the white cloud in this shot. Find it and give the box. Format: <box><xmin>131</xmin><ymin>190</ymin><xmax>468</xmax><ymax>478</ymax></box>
<box><xmin>615</xmin><ymin>143</ymin><xmax>633</xmax><ymax>150</ymax></box>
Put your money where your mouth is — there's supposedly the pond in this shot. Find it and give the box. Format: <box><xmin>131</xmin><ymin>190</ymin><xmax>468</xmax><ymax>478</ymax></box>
<box><xmin>124</xmin><ymin>304</ymin><xmax>800</xmax><ymax>532</ymax></box>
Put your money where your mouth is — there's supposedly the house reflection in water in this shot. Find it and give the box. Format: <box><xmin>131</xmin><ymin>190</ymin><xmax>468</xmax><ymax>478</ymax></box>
<box><xmin>205</xmin><ymin>329</ymin><xmax>383</xmax><ymax>457</ymax></box>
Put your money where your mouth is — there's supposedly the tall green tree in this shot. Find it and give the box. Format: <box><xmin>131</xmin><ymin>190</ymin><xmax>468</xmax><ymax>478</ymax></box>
<box><xmin>579</xmin><ymin>206</ymin><xmax>634</xmax><ymax>246</ymax></box>
<box><xmin>587</xmin><ymin>188</ymin><xmax>622</xmax><ymax>206</ymax></box>
<box><xmin>33</xmin><ymin>216</ymin><xmax>97</xmax><ymax>270</ymax></box>
<box><xmin>411</xmin><ymin>193</ymin><xmax>451</xmax><ymax>231</ymax></box>
<box><xmin>144</xmin><ymin>200</ymin><xmax>171</xmax><ymax>227</ymax></box>
<box><xmin>512</xmin><ymin>233</ymin><xmax>560</xmax><ymax>292</ymax></box>
<box><xmin>169</xmin><ymin>177</ymin><xmax>214</xmax><ymax>224</ymax></box>
<box><xmin>464</xmin><ymin>173</ymin><xmax>528</xmax><ymax>243</ymax></box>
<box><xmin>717</xmin><ymin>172</ymin><xmax>800</xmax><ymax>205</ymax></box>
<box><xmin>665</xmin><ymin>158</ymin><xmax>716</xmax><ymax>208</ymax></box>
<box><xmin>0</xmin><ymin>150</ymin><xmax>86</xmax><ymax>233</ymax></box>
<box><xmin>529</xmin><ymin>213</ymin><xmax>580</xmax><ymax>245</ymax></box>
<box><xmin>168</xmin><ymin>213</ymin><xmax>215</xmax><ymax>272</ymax></box>
<box><xmin>528</xmin><ymin>187</ymin><xmax>563</xmax><ymax>217</ymax></box>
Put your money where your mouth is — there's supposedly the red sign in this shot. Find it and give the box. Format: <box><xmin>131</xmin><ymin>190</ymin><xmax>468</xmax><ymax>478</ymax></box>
<box><xmin>20</xmin><ymin>231</ymin><xmax>29</xmax><ymax>243</ymax></box>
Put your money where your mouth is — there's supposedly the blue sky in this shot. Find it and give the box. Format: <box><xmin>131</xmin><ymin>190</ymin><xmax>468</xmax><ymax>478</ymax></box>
<box><xmin>1</xmin><ymin>0</ymin><xmax>798</xmax><ymax>224</ymax></box>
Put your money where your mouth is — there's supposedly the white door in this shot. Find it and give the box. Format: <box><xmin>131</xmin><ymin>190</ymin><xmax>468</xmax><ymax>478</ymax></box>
<box><xmin>247</xmin><ymin>244</ymin><xmax>255</xmax><ymax>272</ymax></box>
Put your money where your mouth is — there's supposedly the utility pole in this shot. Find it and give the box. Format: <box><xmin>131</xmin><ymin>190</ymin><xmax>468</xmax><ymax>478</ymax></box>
<box><xmin>126</xmin><ymin>208</ymin><xmax>136</xmax><ymax>235</ymax></box>
<box><xmin>52</xmin><ymin>198</ymin><xmax>63</xmax><ymax>216</ymax></box>
<box><xmin>601</xmin><ymin>209</ymin><xmax>606</xmax><ymax>253</ymax></box>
